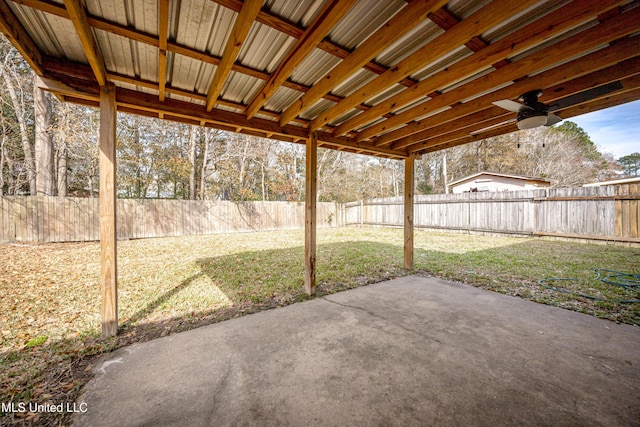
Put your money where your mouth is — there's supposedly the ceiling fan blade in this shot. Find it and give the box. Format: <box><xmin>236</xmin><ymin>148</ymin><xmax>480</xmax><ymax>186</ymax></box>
<box><xmin>545</xmin><ymin>113</ymin><xmax>563</xmax><ymax>127</ymax></box>
<box><xmin>492</xmin><ymin>99</ymin><xmax>532</xmax><ymax>113</ymax></box>
<box><xmin>548</xmin><ymin>81</ymin><xmax>624</xmax><ymax>111</ymax></box>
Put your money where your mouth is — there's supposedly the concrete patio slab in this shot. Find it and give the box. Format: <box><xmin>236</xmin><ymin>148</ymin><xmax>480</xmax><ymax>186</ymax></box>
<box><xmin>74</xmin><ymin>275</ymin><xmax>640</xmax><ymax>426</ymax></box>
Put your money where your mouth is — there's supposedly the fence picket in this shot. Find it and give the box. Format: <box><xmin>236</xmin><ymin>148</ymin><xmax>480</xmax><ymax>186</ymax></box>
<box><xmin>343</xmin><ymin>185</ymin><xmax>640</xmax><ymax>243</ymax></box>
<box><xmin>0</xmin><ymin>197</ymin><xmax>340</xmax><ymax>243</ymax></box>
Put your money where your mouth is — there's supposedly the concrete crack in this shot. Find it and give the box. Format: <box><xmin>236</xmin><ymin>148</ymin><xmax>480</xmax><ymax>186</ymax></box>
<box><xmin>321</xmin><ymin>297</ymin><xmax>442</xmax><ymax>345</ymax></box>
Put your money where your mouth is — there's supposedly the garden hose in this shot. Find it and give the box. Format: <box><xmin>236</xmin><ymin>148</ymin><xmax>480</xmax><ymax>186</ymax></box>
<box><xmin>538</xmin><ymin>269</ymin><xmax>640</xmax><ymax>303</ymax></box>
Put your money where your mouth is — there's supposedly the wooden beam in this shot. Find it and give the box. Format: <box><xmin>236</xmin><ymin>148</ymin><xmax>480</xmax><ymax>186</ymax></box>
<box><xmin>395</xmin><ymin>55</ymin><xmax>640</xmax><ymax>151</ymax></box>
<box><xmin>391</xmin><ymin>38</ymin><xmax>640</xmax><ymax>149</ymax></box>
<box><xmin>556</xmin><ymin>86</ymin><xmax>640</xmax><ymax>120</ymax></box>
<box><xmin>36</xmin><ymin>66</ymin><xmax>408</xmax><ymax>159</ymax></box>
<box><xmin>309</xmin><ymin>0</ymin><xmax>538</xmax><ymax>132</ymax></box>
<box><xmin>158</xmin><ymin>0</ymin><xmax>169</xmax><ymax>101</ymax></box>
<box><xmin>304</xmin><ymin>131</ymin><xmax>318</xmax><ymax>295</ymax></box>
<box><xmin>63</xmin><ymin>0</ymin><xmax>108</xmax><ymax>86</ymax></box>
<box><xmin>212</xmin><ymin>0</ymin><xmax>419</xmax><ymax>90</ymax></box>
<box><xmin>404</xmin><ymin>154</ymin><xmax>414</xmax><ymax>270</ymax></box>
<box><xmin>99</xmin><ymin>83</ymin><xmax>117</xmax><ymax>337</ymax></box>
<box><xmin>338</xmin><ymin>0</ymin><xmax>625</xmax><ymax>139</ymax></box>
<box><xmin>414</xmin><ymin>77</ymin><xmax>640</xmax><ymax>155</ymax></box>
<box><xmin>206</xmin><ymin>0</ymin><xmax>263</xmax><ymax>111</ymax></box>
<box><xmin>372</xmin><ymin>9</ymin><xmax>640</xmax><ymax>147</ymax></box>
<box><xmin>0</xmin><ymin>0</ymin><xmax>45</xmax><ymax>74</ymax></box>
<box><xmin>245</xmin><ymin>0</ymin><xmax>358</xmax><ymax>119</ymax></box>
<box><xmin>13</xmin><ymin>0</ymin><xmax>383</xmax><ymax>113</ymax></box>
<box><xmin>278</xmin><ymin>0</ymin><xmax>448</xmax><ymax>126</ymax></box>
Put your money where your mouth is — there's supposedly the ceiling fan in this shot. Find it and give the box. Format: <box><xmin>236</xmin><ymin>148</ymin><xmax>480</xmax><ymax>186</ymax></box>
<box><xmin>492</xmin><ymin>81</ymin><xmax>624</xmax><ymax>130</ymax></box>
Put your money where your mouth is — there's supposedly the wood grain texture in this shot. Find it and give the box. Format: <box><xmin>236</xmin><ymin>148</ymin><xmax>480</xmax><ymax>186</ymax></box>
<box><xmin>341</xmin><ymin>0</ymin><xmax>624</xmax><ymax>140</ymax></box>
<box><xmin>310</xmin><ymin>0</ymin><xmax>539</xmax><ymax>132</ymax></box>
<box><xmin>245</xmin><ymin>0</ymin><xmax>358</xmax><ymax>119</ymax></box>
<box><xmin>63</xmin><ymin>0</ymin><xmax>107</xmax><ymax>86</ymax></box>
<box><xmin>99</xmin><ymin>83</ymin><xmax>117</xmax><ymax>337</ymax></box>
<box><xmin>279</xmin><ymin>0</ymin><xmax>448</xmax><ymax>126</ymax></box>
<box><xmin>206</xmin><ymin>0</ymin><xmax>263</xmax><ymax>111</ymax></box>
<box><xmin>305</xmin><ymin>132</ymin><xmax>318</xmax><ymax>295</ymax></box>
<box><xmin>369</xmin><ymin>6</ymin><xmax>640</xmax><ymax>147</ymax></box>
<box><xmin>404</xmin><ymin>155</ymin><xmax>414</xmax><ymax>270</ymax></box>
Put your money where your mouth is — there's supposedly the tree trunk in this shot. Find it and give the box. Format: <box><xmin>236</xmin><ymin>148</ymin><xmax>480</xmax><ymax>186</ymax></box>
<box><xmin>0</xmin><ymin>129</ymin><xmax>5</xmax><ymax>196</ymax></box>
<box><xmin>34</xmin><ymin>85</ymin><xmax>54</xmax><ymax>195</ymax></box>
<box><xmin>188</xmin><ymin>126</ymin><xmax>197</xmax><ymax>199</ymax></box>
<box><xmin>57</xmin><ymin>142</ymin><xmax>68</xmax><ymax>197</ymax></box>
<box><xmin>443</xmin><ymin>152</ymin><xmax>448</xmax><ymax>194</ymax></box>
<box><xmin>1</xmin><ymin>68</ymin><xmax>35</xmax><ymax>194</ymax></box>
<box><xmin>199</xmin><ymin>129</ymin><xmax>210</xmax><ymax>200</ymax></box>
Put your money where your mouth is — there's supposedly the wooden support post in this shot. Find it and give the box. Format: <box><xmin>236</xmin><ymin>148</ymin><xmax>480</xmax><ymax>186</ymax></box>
<box><xmin>404</xmin><ymin>154</ymin><xmax>415</xmax><ymax>270</ymax></box>
<box><xmin>100</xmin><ymin>83</ymin><xmax>118</xmax><ymax>337</ymax></box>
<box><xmin>304</xmin><ymin>131</ymin><xmax>318</xmax><ymax>295</ymax></box>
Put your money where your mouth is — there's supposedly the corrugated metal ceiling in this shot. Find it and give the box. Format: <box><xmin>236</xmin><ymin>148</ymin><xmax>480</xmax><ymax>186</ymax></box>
<box><xmin>1</xmin><ymin>0</ymin><xmax>637</xmax><ymax>158</ymax></box>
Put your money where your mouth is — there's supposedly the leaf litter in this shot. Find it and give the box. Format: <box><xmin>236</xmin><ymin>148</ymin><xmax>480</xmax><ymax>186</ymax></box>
<box><xmin>1</xmin><ymin>228</ymin><xmax>638</xmax><ymax>426</ymax></box>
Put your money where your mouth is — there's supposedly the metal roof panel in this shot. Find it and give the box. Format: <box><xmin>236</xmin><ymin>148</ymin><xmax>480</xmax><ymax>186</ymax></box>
<box><xmin>328</xmin><ymin>0</ymin><xmax>405</xmax><ymax>50</ymax></box>
<box><xmin>8</xmin><ymin>2</ymin><xmax>85</xmax><ymax>61</ymax></box>
<box><xmin>289</xmin><ymin>48</ymin><xmax>341</xmax><ymax>86</ymax></box>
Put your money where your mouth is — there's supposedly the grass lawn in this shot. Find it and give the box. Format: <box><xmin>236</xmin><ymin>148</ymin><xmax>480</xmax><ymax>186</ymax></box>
<box><xmin>1</xmin><ymin>227</ymin><xmax>639</xmax><ymax>425</ymax></box>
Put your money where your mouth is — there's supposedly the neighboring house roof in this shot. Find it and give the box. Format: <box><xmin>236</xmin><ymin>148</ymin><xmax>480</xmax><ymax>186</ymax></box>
<box><xmin>583</xmin><ymin>177</ymin><xmax>640</xmax><ymax>187</ymax></box>
<box><xmin>448</xmin><ymin>172</ymin><xmax>552</xmax><ymax>188</ymax></box>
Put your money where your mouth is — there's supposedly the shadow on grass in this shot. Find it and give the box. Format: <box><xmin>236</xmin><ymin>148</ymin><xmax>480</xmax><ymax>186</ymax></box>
<box><xmin>1</xmin><ymin>240</ymin><xmax>407</xmax><ymax>426</ymax></box>
<box><xmin>122</xmin><ymin>240</ymin><xmax>406</xmax><ymax>328</ymax></box>
<box><xmin>2</xmin><ymin>237</ymin><xmax>639</xmax><ymax>426</ymax></box>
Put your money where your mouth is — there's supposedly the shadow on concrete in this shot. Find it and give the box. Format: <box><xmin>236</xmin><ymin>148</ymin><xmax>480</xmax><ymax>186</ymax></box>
<box><xmin>3</xmin><ymin>237</ymin><xmax>638</xmax><ymax>426</ymax></box>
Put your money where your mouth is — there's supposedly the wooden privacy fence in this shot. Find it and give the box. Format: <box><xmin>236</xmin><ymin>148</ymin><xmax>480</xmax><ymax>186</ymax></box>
<box><xmin>0</xmin><ymin>197</ymin><xmax>340</xmax><ymax>243</ymax></box>
<box><xmin>344</xmin><ymin>185</ymin><xmax>640</xmax><ymax>243</ymax></box>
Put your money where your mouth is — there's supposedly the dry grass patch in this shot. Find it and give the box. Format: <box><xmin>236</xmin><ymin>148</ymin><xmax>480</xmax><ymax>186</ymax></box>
<box><xmin>1</xmin><ymin>227</ymin><xmax>638</xmax><ymax>425</ymax></box>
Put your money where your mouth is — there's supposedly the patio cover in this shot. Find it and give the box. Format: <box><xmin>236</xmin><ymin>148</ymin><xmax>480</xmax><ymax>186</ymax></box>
<box><xmin>1</xmin><ymin>0</ymin><xmax>639</xmax><ymax>336</ymax></box>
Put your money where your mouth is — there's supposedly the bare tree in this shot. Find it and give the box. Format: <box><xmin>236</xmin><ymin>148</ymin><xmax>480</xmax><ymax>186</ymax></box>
<box><xmin>188</xmin><ymin>125</ymin><xmax>198</xmax><ymax>199</ymax></box>
<box><xmin>34</xmin><ymin>84</ymin><xmax>54</xmax><ymax>195</ymax></box>
<box><xmin>0</xmin><ymin>42</ymin><xmax>35</xmax><ymax>194</ymax></box>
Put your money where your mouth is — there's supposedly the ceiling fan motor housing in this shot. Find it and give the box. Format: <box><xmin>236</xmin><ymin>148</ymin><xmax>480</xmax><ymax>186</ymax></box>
<box><xmin>519</xmin><ymin>89</ymin><xmax>547</xmax><ymax>110</ymax></box>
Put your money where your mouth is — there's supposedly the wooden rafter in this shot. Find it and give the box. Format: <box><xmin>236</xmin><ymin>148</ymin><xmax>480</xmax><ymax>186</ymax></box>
<box><xmin>417</xmin><ymin>85</ymin><xmax>640</xmax><ymax>156</ymax></box>
<box><xmin>10</xmin><ymin>0</ymin><xmax>370</xmax><ymax>113</ymax></box>
<box><xmin>309</xmin><ymin>0</ymin><xmax>539</xmax><ymax>132</ymax></box>
<box><xmin>206</xmin><ymin>0</ymin><xmax>262</xmax><ymax>112</ymax></box>
<box><xmin>397</xmin><ymin>55</ymin><xmax>640</xmax><ymax>152</ymax></box>
<box><xmin>212</xmin><ymin>0</ymin><xmax>420</xmax><ymax>90</ymax></box>
<box><xmin>337</xmin><ymin>0</ymin><xmax>625</xmax><ymax>139</ymax></box>
<box><xmin>371</xmin><ymin>8</ymin><xmax>640</xmax><ymax>147</ymax></box>
<box><xmin>3</xmin><ymin>0</ymin><xmax>639</xmax><ymax>161</ymax></box>
<box><xmin>0</xmin><ymin>0</ymin><xmax>43</xmax><ymax>74</ymax></box>
<box><xmin>35</xmin><ymin>72</ymin><xmax>407</xmax><ymax>159</ymax></box>
<box><xmin>63</xmin><ymin>0</ymin><xmax>107</xmax><ymax>86</ymax></box>
<box><xmin>41</xmin><ymin>55</ymin><xmax>315</xmax><ymax>126</ymax></box>
<box><xmin>13</xmin><ymin>0</ymin><xmax>419</xmax><ymax>92</ymax></box>
<box><xmin>158</xmin><ymin>0</ymin><xmax>169</xmax><ymax>101</ymax></box>
<box><xmin>278</xmin><ymin>0</ymin><xmax>448</xmax><ymax>127</ymax></box>
<box><xmin>412</xmin><ymin>73</ymin><xmax>640</xmax><ymax>155</ymax></box>
<box><xmin>245</xmin><ymin>0</ymin><xmax>358</xmax><ymax>119</ymax></box>
<box><xmin>382</xmin><ymin>37</ymin><xmax>640</xmax><ymax>149</ymax></box>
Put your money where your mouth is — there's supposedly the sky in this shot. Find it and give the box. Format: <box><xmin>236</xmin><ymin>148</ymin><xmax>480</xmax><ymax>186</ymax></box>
<box><xmin>567</xmin><ymin>100</ymin><xmax>640</xmax><ymax>160</ymax></box>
